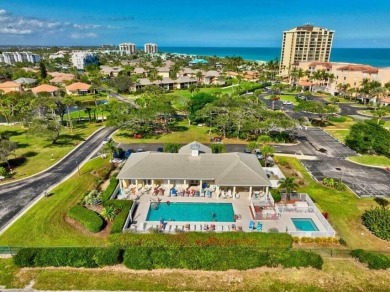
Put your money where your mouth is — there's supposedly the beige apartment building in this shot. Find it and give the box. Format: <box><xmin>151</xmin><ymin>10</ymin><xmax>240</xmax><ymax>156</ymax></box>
<box><xmin>296</xmin><ymin>61</ymin><xmax>390</xmax><ymax>95</ymax></box>
<box><xmin>119</xmin><ymin>43</ymin><xmax>136</xmax><ymax>55</ymax></box>
<box><xmin>144</xmin><ymin>43</ymin><xmax>158</xmax><ymax>54</ymax></box>
<box><xmin>280</xmin><ymin>25</ymin><xmax>334</xmax><ymax>76</ymax></box>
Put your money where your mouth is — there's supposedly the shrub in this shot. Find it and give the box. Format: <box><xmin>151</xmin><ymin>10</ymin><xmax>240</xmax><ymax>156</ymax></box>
<box><xmin>13</xmin><ymin>248</ymin><xmax>36</xmax><ymax>267</ymax></box>
<box><xmin>123</xmin><ymin>247</ymin><xmax>323</xmax><ymax>271</ymax></box>
<box><xmin>101</xmin><ymin>177</ymin><xmax>119</xmax><ymax>202</ymax></box>
<box><xmin>163</xmin><ymin>143</ymin><xmax>181</xmax><ymax>153</ymax></box>
<box><xmin>124</xmin><ymin>246</ymin><xmax>152</xmax><ymax>270</ymax></box>
<box><xmin>109</xmin><ymin>232</ymin><xmax>293</xmax><ymax>248</ymax></box>
<box><xmin>93</xmin><ymin>248</ymin><xmax>122</xmax><ymax>266</ymax></box>
<box><xmin>210</xmin><ymin>143</ymin><xmax>226</xmax><ymax>153</ymax></box>
<box><xmin>0</xmin><ymin>166</ymin><xmax>7</xmax><ymax>177</ymax></box>
<box><xmin>328</xmin><ymin>115</ymin><xmax>347</xmax><ymax>123</ymax></box>
<box><xmin>109</xmin><ymin>200</ymin><xmax>133</xmax><ymax>234</ymax></box>
<box><xmin>82</xmin><ymin>189</ymin><xmax>102</xmax><ymax>205</ymax></box>
<box><xmin>351</xmin><ymin>249</ymin><xmax>390</xmax><ymax>270</ymax></box>
<box><xmin>14</xmin><ymin>248</ymin><xmax>122</xmax><ymax>268</ymax></box>
<box><xmin>362</xmin><ymin>207</ymin><xmax>390</xmax><ymax>241</ymax></box>
<box><xmin>67</xmin><ymin>205</ymin><xmax>104</xmax><ymax>233</ymax></box>
<box><xmin>270</xmin><ymin>189</ymin><xmax>281</xmax><ymax>202</ymax></box>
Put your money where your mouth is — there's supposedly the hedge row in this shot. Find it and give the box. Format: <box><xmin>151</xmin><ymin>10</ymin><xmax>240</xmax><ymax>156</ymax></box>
<box><xmin>67</xmin><ymin>205</ymin><xmax>104</xmax><ymax>233</ymax></box>
<box><xmin>14</xmin><ymin>247</ymin><xmax>122</xmax><ymax>268</ymax></box>
<box><xmin>123</xmin><ymin>247</ymin><xmax>323</xmax><ymax>270</ymax></box>
<box><xmin>14</xmin><ymin>247</ymin><xmax>322</xmax><ymax>271</ymax></box>
<box><xmin>351</xmin><ymin>249</ymin><xmax>390</xmax><ymax>270</ymax></box>
<box><xmin>105</xmin><ymin>200</ymin><xmax>133</xmax><ymax>234</ymax></box>
<box><xmin>109</xmin><ymin>232</ymin><xmax>293</xmax><ymax>248</ymax></box>
<box><xmin>101</xmin><ymin>177</ymin><xmax>118</xmax><ymax>203</ymax></box>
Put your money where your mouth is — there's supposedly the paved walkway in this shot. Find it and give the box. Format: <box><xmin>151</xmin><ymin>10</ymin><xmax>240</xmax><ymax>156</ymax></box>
<box><xmin>0</xmin><ymin>127</ymin><xmax>116</xmax><ymax>233</ymax></box>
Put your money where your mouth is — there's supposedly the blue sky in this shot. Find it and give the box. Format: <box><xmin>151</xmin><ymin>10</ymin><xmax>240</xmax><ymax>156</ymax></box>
<box><xmin>0</xmin><ymin>0</ymin><xmax>390</xmax><ymax>47</ymax></box>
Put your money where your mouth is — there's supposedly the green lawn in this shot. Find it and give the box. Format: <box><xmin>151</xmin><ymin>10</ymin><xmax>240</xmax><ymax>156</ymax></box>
<box><xmin>358</xmin><ymin>110</ymin><xmax>390</xmax><ymax>117</ymax></box>
<box><xmin>0</xmin><ymin>157</ymin><xmax>111</xmax><ymax>247</ymax></box>
<box><xmin>168</xmin><ymin>81</ymin><xmax>260</xmax><ymax>99</ymax></box>
<box><xmin>264</xmin><ymin>95</ymin><xmax>299</xmax><ymax>105</ymax></box>
<box><xmin>348</xmin><ymin>155</ymin><xmax>390</xmax><ymax>167</ymax></box>
<box><xmin>1</xmin><ymin>257</ymin><xmax>390</xmax><ymax>291</ymax></box>
<box><xmin>113</xmin><ymin>120</ymin><xmax>247</xmax><ymax>144</ymax></box>
<box><xmin>275</xmin><ymin>157</ymin><xmax>390</xmax><ymax>252</ymax></box>
<box><xmin>325</xmin><ymin>129</ymin><xmax>350</xmax><ymax>143</ymax></box>
<box><xmin>0</xmin><ymin>123</ymin><xmax>102</xmax><ymax>182</ymax></box>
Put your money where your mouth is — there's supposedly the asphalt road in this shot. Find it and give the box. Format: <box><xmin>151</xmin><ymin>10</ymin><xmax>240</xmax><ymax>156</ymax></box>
<box><xmin>0</xmin><ymin>127</ymin><xmax>116</xmax><ymax>233</ymax></box>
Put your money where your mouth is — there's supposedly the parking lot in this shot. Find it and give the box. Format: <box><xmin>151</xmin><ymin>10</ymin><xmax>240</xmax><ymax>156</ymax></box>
<box><xmin>300</xmin><ymin>128</ymin><xmax>357</xmax><ymax>158</ymax></box>
<box><xmin>302</xmin><ymin>159</ymin><xmax>390</xmax><ymax>197</ymax></box>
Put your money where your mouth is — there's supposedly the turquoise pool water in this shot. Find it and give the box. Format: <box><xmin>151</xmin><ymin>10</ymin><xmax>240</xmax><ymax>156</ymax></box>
<box><xmin>291</xmin><ymin>218</ymin><xmax>319</xmax><ymax>232</ymax></box>
<box><xmin>146</xmin><ymin>202</ymin><xmax>235</xmax><ymax>222</ymax></box>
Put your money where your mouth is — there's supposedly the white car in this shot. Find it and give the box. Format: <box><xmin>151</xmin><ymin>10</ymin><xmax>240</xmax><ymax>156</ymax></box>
<box><xmin>286</xmin><ymin>101</ymin><xmax>293</xmax><ymax>105</ymax></box>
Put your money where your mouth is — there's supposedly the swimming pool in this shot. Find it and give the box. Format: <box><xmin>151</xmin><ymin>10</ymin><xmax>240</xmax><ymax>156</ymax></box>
<box><xmin>291</xmin><ymin>218</ymin><xmax>319</xmax><ymax>232</ymax></box>
<box><xmin>146</xmin><ymin>202</ymin><xmax>235</xmax><ymax>222</ymax></box>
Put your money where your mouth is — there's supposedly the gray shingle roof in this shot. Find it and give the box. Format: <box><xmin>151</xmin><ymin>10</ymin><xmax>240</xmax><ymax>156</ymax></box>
<box><xmin>117</xmin><ymin>151</ymin><xmax>271</xmax><ymax>187</ymax></box>
<box><xmin>14</xmin><ymin>77</ymin><xmax>36</xmax><ymax>84</ymax></box>
<box><xmin>178</xmin><ymin>141</ymin><xmax>211</xmax><ymax>154</ymax></box>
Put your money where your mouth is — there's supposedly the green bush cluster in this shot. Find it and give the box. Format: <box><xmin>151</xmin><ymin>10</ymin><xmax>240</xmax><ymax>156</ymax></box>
<box><xmin>351</xmin><ymin>249</ymin><xmax>390</xmax><ymax>270</ymax></box>
<box><xmin>109</xmin><ymin>232</ymin><xmax>293</xmax><ymax>248</ymax></box>
<box><xmin>123</xmin><ymin>247</ymin><xmax>323</xmax><ymax>270</ymax></box>
<box><xmin>346</xmin><ymin>120</ymin><xmax>390</xmax><ymax>156</ymax></box>
<box><xmin>328</xmin><ymin>115</ymin><xmax>347</xmax><ymax>123</ymax></box>
<box><xmin>106</xmin><ymin>200</ymin><xmax>133</xmax><ymax>234</ymax></box>
<box><xmin>67</xmin><ymin>205</ymin><xmax>104</xmax><ymax>233</ymax></box>
<box><xmin>101</xmin><ymin>177</ymin><xmax>119</xmax><ymax>202</ymax></box>
<box><xmin>14</xmin><ymin>247</ymin><xmax>122</xmax><ymax>268</ymax></box>
<box><xmin>362</xmin><ymin>207</ymin><xmax>390</xmax><ymax>241</ymax></box>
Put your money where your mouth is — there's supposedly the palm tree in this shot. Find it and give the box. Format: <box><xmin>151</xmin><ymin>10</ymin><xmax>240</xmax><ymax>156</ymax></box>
<box><xmin>278</xmin><ymin>177</ymin><xmax>298</xmax><ymax>201</ymax></box>
<box><xmin>261</xmin><ymin>144</ymin><xmax>275</xmax><ymax>167</ymax></box>
<box><xmin>195</xmin><ymin>71</ymin><xmax>203</xmax><ymax>83</ymax></box>
<box><xmin>63</xmin><ymin>95</ymin><xmax>74</xmax><ymax>134</ymax></box>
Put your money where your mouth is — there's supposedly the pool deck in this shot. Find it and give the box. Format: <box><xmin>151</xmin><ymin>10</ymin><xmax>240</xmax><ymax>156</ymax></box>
<box><xmin>126</xmin><ymin>192</ymin><xmax>332</xmax><ymax>236</ymax></box>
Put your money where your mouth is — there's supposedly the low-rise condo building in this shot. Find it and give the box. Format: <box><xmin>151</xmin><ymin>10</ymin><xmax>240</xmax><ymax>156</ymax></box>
<box><xmin>295</xmin><ymin>61</ymin><xmax>390</xmax><ymax>95</ymax></box>
<box><xmin>71</xmin><ymin>52</ymin><xmax>98</xmax><ymax>70</ymax></box>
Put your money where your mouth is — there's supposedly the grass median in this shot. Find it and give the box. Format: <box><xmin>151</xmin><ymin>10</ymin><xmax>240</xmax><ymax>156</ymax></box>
<box><xmin>0</xmin><ymin>156</ymin><xmax>111</xmax><ymax>247</ymax></box>
<box><xmin>0</xmin><ymin>123</ymin><xmax>102</xmax><ymax>182</ymax></box>
<box><xmin>348</xmin><ymin>155</ymin><xmax>390</xmax><ymax>167</ymax></box>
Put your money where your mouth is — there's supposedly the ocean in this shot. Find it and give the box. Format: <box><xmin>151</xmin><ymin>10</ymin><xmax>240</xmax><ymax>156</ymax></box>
<box><xmin>159</xmin><ymin>47</ymin><xmax>390</xmax><ymax>68</ymax></box>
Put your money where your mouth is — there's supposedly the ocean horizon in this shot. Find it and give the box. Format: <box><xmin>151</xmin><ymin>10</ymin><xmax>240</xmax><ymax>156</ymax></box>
<box><xmin>159</xmin><ymin>47</ymin><xmax>390</xmax><ymax>68</ymax></box>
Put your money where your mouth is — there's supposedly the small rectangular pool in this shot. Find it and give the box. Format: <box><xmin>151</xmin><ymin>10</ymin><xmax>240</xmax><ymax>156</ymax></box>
<box><xmin>146</xmin><ymin>202</ymin><xmax>235</xmax><ymax>222</ymax></box>
<box><xmin>291</xmin><ymin>218</ymin><xmax>319</xmax><ymax>231</ymax></box>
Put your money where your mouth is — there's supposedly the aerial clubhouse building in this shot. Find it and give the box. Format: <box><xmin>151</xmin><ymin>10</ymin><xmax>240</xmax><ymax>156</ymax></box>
<box><xmin>117</xmin><ymin>142</ymin><xmax>272</xmax><ymax>199</ymax></box>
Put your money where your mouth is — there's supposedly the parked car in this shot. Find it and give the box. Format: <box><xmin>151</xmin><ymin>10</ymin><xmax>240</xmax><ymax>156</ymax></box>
<box><xmin>124</xmin><ymin>149</ymin><xmax>133</xmax><ymax>158</ymax></box>
<box><xmin>102</xmin><ymin>137</ymin><xmax>112</xmax><ymax>144</ymax></box>
<box><xmin>244</xmin><ymin>149</ymin><xmax>252</xmax><ymax>154</ymax></box>
<box><xmin>156</xmin><ymin>147</ymin><xmax>163</xmax><ymax>152</ymax></box>
<box><xmin>137</xmin><ymin>148</ymin><xmax>145</xmax><ymax>152</ymax></box>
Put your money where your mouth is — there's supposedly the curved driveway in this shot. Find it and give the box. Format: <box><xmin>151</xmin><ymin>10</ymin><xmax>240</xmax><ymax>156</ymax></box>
<box><xmin>0</xmin><ymin>127</ymin><xmax>116</xmax><ymax>233</ymax></box>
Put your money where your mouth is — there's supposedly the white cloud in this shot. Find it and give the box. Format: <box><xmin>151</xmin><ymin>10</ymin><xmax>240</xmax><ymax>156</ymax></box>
<box><xmin>0</xmin><ymin>27</ymin><xmax>32</xmax><ymax>35</ymax></box>
<box><xmin>70</xmin><ymin>32</ymin><xmax>98</xmax><ymax>39</ymax></box>
<box><xmin>0</xmin><ymin>8</ymin><xmax>116</xmax><ymax>40</ymax></box>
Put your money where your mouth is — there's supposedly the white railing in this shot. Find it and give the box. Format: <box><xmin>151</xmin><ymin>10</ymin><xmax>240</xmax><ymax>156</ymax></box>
<box><xmin>300</xmin><ymin>193</ymin><xmax>336</xmax><ymax>237</ymax></box>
